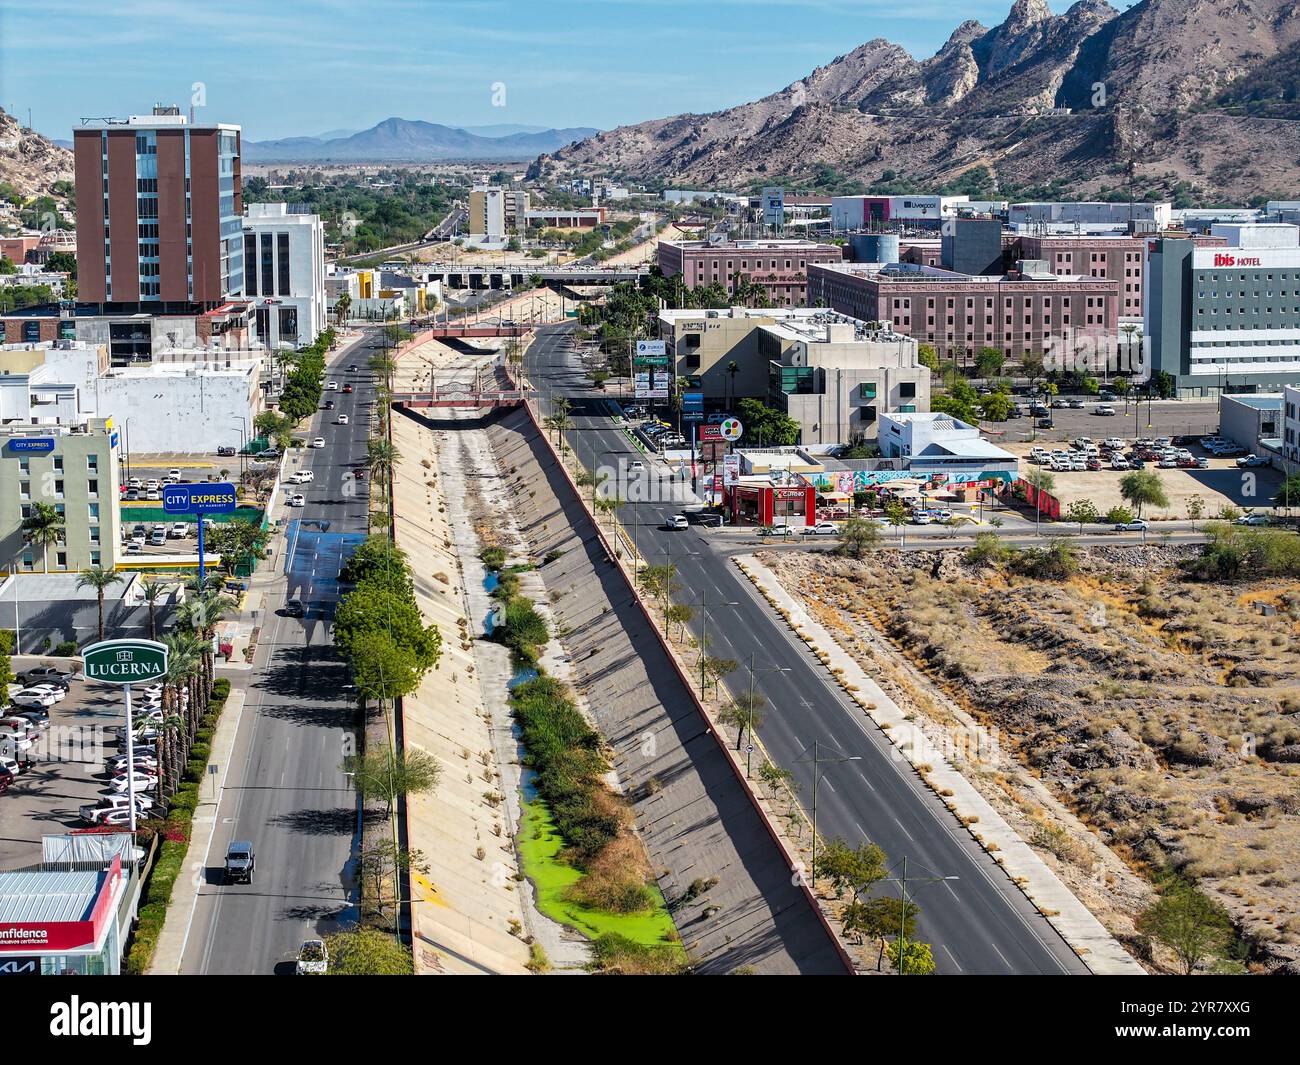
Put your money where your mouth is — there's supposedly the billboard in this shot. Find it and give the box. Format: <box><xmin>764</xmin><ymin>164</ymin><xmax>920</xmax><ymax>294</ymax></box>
<box><xmin>682</xmin><ymin>392</ymin><xmax>703</xmax><ymax>422</ymax></box>
<box><xmin>723</xmin><ymin>454</ymin><xmax>741</xmax><ymax>486</ymax></box>
<box><xmin>162</xmin><ymin>482</ymin><xmax>238</xmax><ymax>515</ymax></box>
<box><xmin>83</xmin><ymin>639</ymin><xmax>170</xmax><ymax>686</ymax></box>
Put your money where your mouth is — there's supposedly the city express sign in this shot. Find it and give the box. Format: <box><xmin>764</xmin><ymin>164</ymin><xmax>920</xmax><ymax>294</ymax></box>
<box><xmin>83</xmin><ymin>640</ymin><xmax>169</xmax><ymax>685</ymax></box>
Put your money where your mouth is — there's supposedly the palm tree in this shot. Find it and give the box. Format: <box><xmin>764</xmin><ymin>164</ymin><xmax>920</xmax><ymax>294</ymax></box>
<box><xmin>366</xmin><ymin>438</ymin><xmax>399</xmax><ymax>483</ymax></box>
<box><xmin>21</xmin><ymin>502</ymin><xmax>64</xmax><ymax>573</ymax></box>
<box><xmin>726</xmin><ymin>360</ymin><xmax>739</xmax><ymax>410</ymax></box>
<box><xmin>76</xmin><ymin>565</ymin><xmax>124</xmax><ymax>642</ymax></box>
<box><xmin>140</xmin><ymin>577</ymin><xmax>165</xmax><ymax>641</ymax></box>
<box><xmin>335</xmin><ymin>292</ymin><xmax>352</xmax><ymax>327</ymax></box>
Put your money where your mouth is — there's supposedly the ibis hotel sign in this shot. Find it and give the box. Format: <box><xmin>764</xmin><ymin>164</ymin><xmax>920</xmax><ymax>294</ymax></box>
<box><xmin>163</xmin><ymin>482</ymin><xmax>237</xmax><ymax>515</ymax></box>
<box><xmin>83</xmin><ymin>639</ymin><xmax>169</xmax><ymax>686</ymax></box>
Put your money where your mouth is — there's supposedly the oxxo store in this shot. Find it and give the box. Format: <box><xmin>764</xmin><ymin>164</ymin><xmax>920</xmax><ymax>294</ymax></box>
<box><xmin>0</xmin><ymin>856</ymin><xmax>126</xmax><ymax>975</ymax></box>
<box><xmin>727</xmin><ymin>478</ymin><xmax>817</xmax><ymax>527</ymax></box>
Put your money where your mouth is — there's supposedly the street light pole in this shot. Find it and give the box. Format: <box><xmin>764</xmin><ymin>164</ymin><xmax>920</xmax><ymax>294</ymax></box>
<box><xmin>879</xmin><ymin>856</ymin><xmax>960</xmax><ymax>974</ymax></box>
<box><xmin>795</xmin><ymin>740</ymin><xmax>861</xmax><ymax>889</ymax></box>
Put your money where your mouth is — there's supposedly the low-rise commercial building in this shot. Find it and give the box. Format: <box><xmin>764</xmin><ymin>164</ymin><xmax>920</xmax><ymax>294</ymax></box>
<box><xmin>0</xmin><ymin>856</ymin><xmax>127</xmax><ymax>975</ymax></box>
<box><xmin>657</xmin><ymin>238</ymin><xmax>842</xmax><ymax>307</ymax></box>
<box><xmin>0</xmin><ymin>339</ymin><xmax>262</xmax><ymax>454</ymax></box>
<box><xmin>1218</xmin><ymin>393</ymin><xmax>1282</xmax><ymax>457</ymax></box>
<box><xmin>808</xmin><ymin>260</ymin><xmax>1119</xmax><ymax>366</ymax></box>
<box><xmin>831</xmin><ymin>195</ymin><xmax>969</xmax><ymax>231</ymax></box>
<box><xmin>525</xmin><ymin>207</ymin><xmax>605</xmax><ymax>230</ymax></box>
<box><xmin>657</xmin><ymin>307</ymin><xmax>926</xmax><ymax>444</ymax></box>
<box><xmin>1009</xmin><ymin>201</ymin><xmax>1172</xmax><ymax>230</ymax></box>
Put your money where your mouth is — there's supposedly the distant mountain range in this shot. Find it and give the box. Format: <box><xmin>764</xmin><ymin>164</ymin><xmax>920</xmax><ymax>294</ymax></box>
<box><xmin>243</xmin><ymin>117</ymin><xmax>600</xmax><ymax>162</ymax></box>
<box><xmin>536</xmin><ymin>0</ymin><xmax>1300</xmax><ymax>201</ymax></box>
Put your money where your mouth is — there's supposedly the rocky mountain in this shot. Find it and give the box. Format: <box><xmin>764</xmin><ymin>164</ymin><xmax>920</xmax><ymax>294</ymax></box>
<box><xmin>535</xmin><ymin>0</ymin><xmax>1300</xmax><ymax>201</ymax></box>
<box><xmin>244</xmin><ymin>117</ymin><xmax>600</xmax><ymax>162</ymax></box>
<box><xmin>0</xmin><ymin>106</ymin><xmax>74</xmax><ymax>202</ymax></box>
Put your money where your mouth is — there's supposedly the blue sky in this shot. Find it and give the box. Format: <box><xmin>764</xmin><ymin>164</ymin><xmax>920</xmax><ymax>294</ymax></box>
<box><xmin>4</xmin><ymin>1</ymin><xmax>1102</xmax><ymax>141</ymax></box>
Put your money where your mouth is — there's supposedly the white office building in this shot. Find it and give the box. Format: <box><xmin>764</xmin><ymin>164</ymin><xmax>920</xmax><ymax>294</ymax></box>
<box><xmin>242</xmin><ymin>203</ymin><xmax>327</xmax><ymax>350</ymax></box>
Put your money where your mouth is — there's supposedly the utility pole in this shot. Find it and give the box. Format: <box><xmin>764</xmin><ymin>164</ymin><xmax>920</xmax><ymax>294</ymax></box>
<box><xmin>744</xmin><ymin>651</ymin><xmax>789</xmax><ymax>778</ymax></box>
<box><xmin>880</xmin><ymin>856</ymin><xmax>959</xmax><ymax>974</ymax></box>
<box><xmin>795</xmin><ymin>740</ymin><xmax>861</xmax><ymax>889</ymax></box>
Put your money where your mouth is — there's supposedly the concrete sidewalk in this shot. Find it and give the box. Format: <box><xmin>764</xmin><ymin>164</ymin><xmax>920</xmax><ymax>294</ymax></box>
<box><xmin>147</xmin><ymin>685</ymin><xmax>246</xmax><ymax>974</ymax></box>
<box><xmin>736</xmin><ymin>552</ymin><xmax>1145</xmax><ymax>975</ymax></box>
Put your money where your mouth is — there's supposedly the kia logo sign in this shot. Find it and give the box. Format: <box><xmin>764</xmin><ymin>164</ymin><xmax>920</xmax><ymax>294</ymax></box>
<box><xmin>0</xmin><ymin>959</ymin><xmax>37</xmax><ymax>975</ymax></box>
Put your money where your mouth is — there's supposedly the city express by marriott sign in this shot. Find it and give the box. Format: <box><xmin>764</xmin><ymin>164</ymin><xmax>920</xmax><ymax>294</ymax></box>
<box><xmin>163</xmin><ymin>482</ymin><xmax>238</xmax><ymax>515</ymax></box>
<box><xmin>82</xmin><ymin>640</ymin><xmax>169</xmax><ymax>685</ymax></box>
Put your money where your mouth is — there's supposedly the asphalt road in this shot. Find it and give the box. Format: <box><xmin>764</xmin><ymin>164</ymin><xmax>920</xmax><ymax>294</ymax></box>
<box><xmin>526</xmin><ymin>323</ymin><xmax>1091</xmax><ymax>975</ymax></box>
<box><xmin>177</xmin><ymin>331</ymin><xmax>377</xmax><ymax>974</ymax></box>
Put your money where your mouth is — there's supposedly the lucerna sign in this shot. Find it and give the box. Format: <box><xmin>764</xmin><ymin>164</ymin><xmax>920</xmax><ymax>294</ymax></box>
<box><xmin>82</xmin><ymin>639</ymin><xmax>169</xmax><ymax>686</ymax></box>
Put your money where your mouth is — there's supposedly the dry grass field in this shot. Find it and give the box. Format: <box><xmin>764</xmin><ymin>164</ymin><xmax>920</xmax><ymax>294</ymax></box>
<box><xmin>769</xmin><ymin>544</ymin><xmax>1300</xmax><ymax>972</ymax></box>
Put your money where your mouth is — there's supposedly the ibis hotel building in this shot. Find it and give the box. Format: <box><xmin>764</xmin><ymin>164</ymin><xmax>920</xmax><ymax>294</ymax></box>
<box><xmin>1145</xmin><ymin>224</ymin><xmax>1300</xmax><ymax>397</ymax></box>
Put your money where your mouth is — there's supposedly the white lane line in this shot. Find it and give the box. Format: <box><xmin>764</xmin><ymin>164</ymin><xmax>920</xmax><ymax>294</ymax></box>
<box><xmin>893</xmin><ymin>816</ymin><xmax>915</xmax><ymax>843</ymax></box>
<box><xmin>943</xmin><ymin>945</ymin><xmax>965</xmax><ymax>972</ymax></box>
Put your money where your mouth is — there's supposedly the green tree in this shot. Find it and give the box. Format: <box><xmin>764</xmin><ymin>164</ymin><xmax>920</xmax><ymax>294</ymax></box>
<box><xmin>917</xmin><ymin>344</ymin><xmax>939</xmax><ymax>373</ymax></box>
<box><xmin>885</xmin><ymin>937</ymin><xmax>936</xmax><ymax>975</ymax></box>
<box><xmin>1136</xmin><ymin>879</ymin><xmax>1234</xmax><ymax>975</ymax></box>
<box><xmin>75</xmin><ymin>566</ymin><xmax>124</xmax><ymax>642</ymax></box>
<box><xmin>814</xmin><ymin>838</ymin><xmax>887</xmax><ymax>900</ymax></box>
<box><xmin>342</xmin><ymin>746</ymin><xmax>442</xmax><ymax>819</ymax></box>
<box><xmin>139</xmin><ymin>577</ymin><xmax>166</xmax><ymax>642</ymax></box>
<box><xmin>325</xmin><ymin>927</ymin><xmax>414</xmax><ymax>975</ymax></box>
<box><xmin>44</xmin><ymin>250</ymin><xmax>77</xmax><ymax>277</ymax></box>
<box><xmin>0</xmin><ymin>629</ymin><xmax>15</xmax><ymax>709</ymax></box>
<box><xmin>21</xmin><ymin>502</ymin><xmax>65</xmax><ymax>572</ymax></box>
<box><xmin>979</xmin><ymin>390</ymin><xmax>1014</xmax><ymax>422</ymax></box>
<box><xmin>206</xmin><ymin>519</ymin><xmax>270</xmax><ymax>576</ymax></box>
<box><xmin>1063</xmin><ymin>499</ymin><xmax>1099</xmax><ymax>531</ymax></box>
<box><xmin>1272</xmin><ymin>474</ymin><xmax>1300</xmax><ymax>510</ymax></box>
<box><xmin>842</xmin><ymin>895</ymin><xmax>919</xmax><ymax>970</ymax></box>
<box><xmin>366</xmin><ymin>437</ymin><xmax>400</xmax><ymax>482</ymax></box>
<box><xmin>834</xmin><ymin>515</ymin><xmax>881</xmax><ymax>559</ymax></box>
<box><xmin>717</xmin><ymin>690</ymin><xmax>766</xmax><ymax>750</ymax></box>
<box><xmin>974</xmin><ymin>347</ymin><xmax>1005</xmax><ymax>379</ymax></box>
<box><xmin>1185</xmin><ymin>495</ymin><xmax>1206</xmax><ymax>528</ymax></box>
<box><xmin>1120</xmin><ymin>470</ymin><xmax>1168</xmax><ymax>517</ymax></box>
<box><xmin>350</xmin><ymin>628</ymin><xmax>423</xmax><ymax>701</ymax></box>
<box><xmin>334</xmin><ymin>582</ymin><xmax>441</xmax><ymax>671</ymax></box>
<box><xmin>665</xmin><ymin>602</ymin><xmax>695</xmax><ymax>640</ymax></box>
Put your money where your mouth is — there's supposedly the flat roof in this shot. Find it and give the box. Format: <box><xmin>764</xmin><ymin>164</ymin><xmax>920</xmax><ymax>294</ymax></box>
<box><xmin>0</xmin><ymin>869</ymin><xmax>104</xmax><ymax>923</ymax></box>
<box><xmin>1222</xmin><ymin>393</ymin><xmax>1284</xmax><ymax>409</ymax></box>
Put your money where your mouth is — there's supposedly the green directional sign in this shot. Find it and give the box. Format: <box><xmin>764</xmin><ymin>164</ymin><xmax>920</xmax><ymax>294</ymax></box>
<box><xmin>82</xmin><ymin>639</ymin><xmax>169</xmax><ymax>686</ymax></box>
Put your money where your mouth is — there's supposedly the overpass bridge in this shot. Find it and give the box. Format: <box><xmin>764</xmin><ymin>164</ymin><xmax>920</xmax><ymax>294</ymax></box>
<box><xmin>409</xmin><ymin>322</ymin><xmax>531</xmax><ymax>338</ymax></box>
<box><xmin>414</xmin><ymin>262</ymin><xmax>648</xmax><ymax>290</ymax></box>
<box><xmin>392</xmin><ymin>388</ymin><xmax>527</xmax><ymax>409</ymax></box>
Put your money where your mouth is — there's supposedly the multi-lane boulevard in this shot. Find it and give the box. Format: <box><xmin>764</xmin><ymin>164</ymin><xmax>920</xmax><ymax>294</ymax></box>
<box><xmin>525</xmin><ymin>322</ymin><xmax>1091</xmax><ymax>975</ymax></box>
<box><xmin>177</xmin><ymin>330</ymin><xmax>381</xmax><ymax>974</ymax></box>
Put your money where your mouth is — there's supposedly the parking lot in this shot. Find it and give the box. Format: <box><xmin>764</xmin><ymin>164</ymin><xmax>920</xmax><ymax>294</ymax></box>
<box><xmin>1004</xmin><ymin>433</ymin><xmax>1285</xmax><ymax>516</ymax></box>
<box><xmin>0</xmin><ymin>672</ymin><xmax>169</xmax><ymax>866</ymax></box>
<box><xmin>994</xmin><ymin>397</ymin><xmax>1221</xmax><ymax>446</ymax></box>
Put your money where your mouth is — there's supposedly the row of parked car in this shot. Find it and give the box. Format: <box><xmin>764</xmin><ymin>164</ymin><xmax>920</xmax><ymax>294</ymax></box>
<box><xmin>0</xmin><ymin>667</ymin><xmax>80</xmax><ymax>791</ymax></box>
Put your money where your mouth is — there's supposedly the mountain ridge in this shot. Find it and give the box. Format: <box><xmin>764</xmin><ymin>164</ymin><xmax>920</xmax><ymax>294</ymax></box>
<box><xmin>244</xmin><ymin>116</ymin><xmax>600</xmax><ymax>162</ymax></box>
<box><xmin>534</xmin><ymin>0</ymin><xmax>1300</xmax><ymax>200</ymax></box>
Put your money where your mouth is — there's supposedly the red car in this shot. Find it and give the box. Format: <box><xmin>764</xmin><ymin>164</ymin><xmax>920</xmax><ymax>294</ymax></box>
<box><xmin>342</xmin><ymin>385</ymin><xmax>354</xmax><ymax>394</ymax></box>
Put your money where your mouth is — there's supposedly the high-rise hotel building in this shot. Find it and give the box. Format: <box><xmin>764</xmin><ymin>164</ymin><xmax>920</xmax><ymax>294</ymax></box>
<box><xmin>73</xmin><ymin>106</ymin><xmax>243</xmax><ymax>311</ymax></box>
